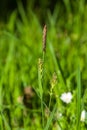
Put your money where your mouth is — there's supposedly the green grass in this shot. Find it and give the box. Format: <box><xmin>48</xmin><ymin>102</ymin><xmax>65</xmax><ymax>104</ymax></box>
<box><xmin>0</xmin><ymin>1</ymin><xmax>87</xmax><ymax>129</ymax></box>
<box><xmin>77</xmin><ymin>66</ymin><xmax>81</xmax><ymax>130</ymax></box>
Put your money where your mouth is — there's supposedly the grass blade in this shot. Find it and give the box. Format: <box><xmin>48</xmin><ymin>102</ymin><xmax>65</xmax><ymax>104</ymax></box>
<box><xmin>48</xmin><ymin>42</ymin><xmax>66</xmax><ymax>88</ymax></box>
<box><xmin>77</xmin><ymin>66</ymin><xmax>81</xmax><ymax>130</ymax></box>
<box><xmin>44</xmin><ymin>103</ymin><xmax>57</xmax><ymax>130</ymax></box>
<box><xmin>1</xmin><ymin>112</ymin><xmax>11</xmax><ymax>130</ymax></box>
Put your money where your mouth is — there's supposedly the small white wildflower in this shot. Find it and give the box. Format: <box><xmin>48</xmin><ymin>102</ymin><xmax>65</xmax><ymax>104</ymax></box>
<box><xmin>58</xmin><ymin>113</ymin><xmax>62</xmax><ymax>118</ymax></box>
<box><xmin>60</xmin><ymin>92</ymin><xmax>72</xmax><ymax>104</ymax></box>
<box><xmin>80</xmin><ymin>110</ymin><xmax>86</xmax><ymax>122</ymax></box>
<box><xmin>55</xmin><ymin>111</ymin><xmax>62</xmax><ymax>120</ymax></box>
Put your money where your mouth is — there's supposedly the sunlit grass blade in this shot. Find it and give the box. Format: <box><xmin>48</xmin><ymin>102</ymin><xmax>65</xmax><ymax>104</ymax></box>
<box><xmin>44</xmin><ymin>103</ymin><xmax>57</xmax><ymax>130</ymax></box>
<box><xmin>1</xmin><ymin>112</ymin><xmax>11</xmax><ymax>130</ymax></box>
<box><xmin>77</xmin><ymin>66</ymin><xmax>81</xmax><ymax>130</ymax></box>
<box><xmin>0</xmin><ymin>114</ymin><xmax>3</xmax><ymax>129</ymax></box>
<box><xmin>48</xmin><ymin>41</ymin><xmax>66</xmax><ymax>88</ymax></box>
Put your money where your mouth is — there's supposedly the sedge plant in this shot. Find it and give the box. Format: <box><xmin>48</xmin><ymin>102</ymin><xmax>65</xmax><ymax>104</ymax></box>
<box><xmin>38</xmin><ymin>25</ymin><xmax>47</xmax><ymax>128</ymax></box>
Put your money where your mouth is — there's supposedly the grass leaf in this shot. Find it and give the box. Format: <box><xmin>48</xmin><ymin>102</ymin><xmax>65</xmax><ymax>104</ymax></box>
<box><xmin>44</xmin><ymin>103</ymin><xmax>57</xmax><ymax>130</ymax></box>
<box><xmin>77</xmin><ymin>66</ymin><xmax>81</xmax><ymax>130</ymax></box>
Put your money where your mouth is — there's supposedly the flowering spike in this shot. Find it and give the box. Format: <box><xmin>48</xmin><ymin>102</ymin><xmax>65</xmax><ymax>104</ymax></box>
<box><xmin>38</xmin><ymin>58</ymin><xmax>43</xmax><ymax>79</ymax></box>
<box><xmin>43</xmin><ymin>25</ymin><xmax>47</xmax><ymax>52</ymax></box>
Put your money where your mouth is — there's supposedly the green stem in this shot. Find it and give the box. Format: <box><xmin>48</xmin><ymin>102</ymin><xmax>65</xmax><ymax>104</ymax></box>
<box><xmin>77</xmin><ymin>66</ymin><xmax>81</xmax><ymax>130</ymax></box>
<box><xmin>41</xmin><ymin>51</ymin><xmax>45</xmax><ymax>127</ymax></box>
<box><xmin>49</xmin><ymin>94</ymin><xmax>52</xmax><ymax>109</ymax></box>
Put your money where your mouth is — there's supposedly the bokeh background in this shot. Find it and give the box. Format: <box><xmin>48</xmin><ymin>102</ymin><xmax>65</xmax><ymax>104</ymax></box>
<box><xmin>0</xmin><ymin>0</ymin><xmax>87</xmax><ymax>129</ymax></box>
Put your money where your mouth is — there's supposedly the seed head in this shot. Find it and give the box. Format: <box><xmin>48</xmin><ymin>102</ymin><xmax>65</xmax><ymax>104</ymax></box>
<box><xmin>43</xmin><ymin>25</ymin><xmax>47</xmax><ymax>52</ymax></box>
<box><xmin>38</xmin><ymin>58</ymin><xmax>43</xmax><ymax>78</ymax></box>
<box><xmin>50</xmin><ymin>72</ymin><xmax>57</xmax><ymax>89</ymax></box>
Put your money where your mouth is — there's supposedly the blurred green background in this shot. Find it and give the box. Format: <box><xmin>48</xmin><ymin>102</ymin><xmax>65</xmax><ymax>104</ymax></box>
<box><xmin>0</xmin><ymin>0</ymin><xmax>87</xmax><ymax>129</ymax></box>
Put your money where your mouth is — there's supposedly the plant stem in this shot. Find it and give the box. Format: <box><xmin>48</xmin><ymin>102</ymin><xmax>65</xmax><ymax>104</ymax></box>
<box><xmin>77</xmin><ymin>66</ymin><xmax>81</xmax><ymax>130</ymax></box>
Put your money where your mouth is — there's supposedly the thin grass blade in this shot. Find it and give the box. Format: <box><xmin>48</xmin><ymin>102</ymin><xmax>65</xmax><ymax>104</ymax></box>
<box><xmin>77</xmin><ymin>66</ymin><xmax>81</xmax><ymax>130</ymax></box>
<box><xmin>44</xmin><ymin>103</ymin><xmax>57</xmax><ymax>130</ymax></box>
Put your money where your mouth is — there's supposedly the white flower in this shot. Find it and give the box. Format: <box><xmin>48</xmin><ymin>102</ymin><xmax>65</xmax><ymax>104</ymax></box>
<box><xmin>60</xmin><ymin>92</ymin><xmax>72</xmax><ymax>104</ymax></box>
<box><xmin>80</xmin><ymin>110</ymin><xmax>86</xmax><ymax>122</ymax></box>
